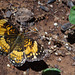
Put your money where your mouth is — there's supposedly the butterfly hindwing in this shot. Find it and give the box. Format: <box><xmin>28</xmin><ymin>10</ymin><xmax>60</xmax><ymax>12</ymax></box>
<box><xmin>8</xmin><ymin>34</ymin><xmax>26</xmax><ymax>67</ymax></box>
<box><xmin>23</xmin><ymin>37</ymin><xmax>46</xmax><ymax>62</ymax></box>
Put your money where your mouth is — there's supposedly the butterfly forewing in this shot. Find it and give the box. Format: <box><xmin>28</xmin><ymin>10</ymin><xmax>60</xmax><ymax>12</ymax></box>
<box><xmin>0</xmin><ymin>19</ymin><xmax>19</xmax><ymax>55</ymax></box>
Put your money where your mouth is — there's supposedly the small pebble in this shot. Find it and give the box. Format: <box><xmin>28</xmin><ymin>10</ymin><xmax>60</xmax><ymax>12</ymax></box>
<box><xmin>57</xmin><ymin>58</ymin><xmax>62</xmax><ymax>62</ymax></box>
<box><xmin>47</xmin><ymin>0</ymin><xmax>56</xmax><ymax>4</ymax></box>
<box><xmin>68</xmin><ymin>47</ymin><xmax>72</xmax><ymax>51</ymax></box>
<box><xmin>54</xmin><ymin>64</ymin><xmax>59</xmax><ymax>68</ymax></box>
<box><xmin>72</xmin><ymin>62</ymin><xmax>75</xmax><ymax>66</ymax></box>
<box><xmin>49</xmin><ymin>37</ymin><xmax>52</xmax><ymax>40</ymax></box>
<box><xmin>54</xmin><ymin>23</ymin><xmax>58</xmax><ymax>26</ymax></box>
<box><xmin>38</xmin><ymin>1</ymin><xmax>42</xmax><ymax>5</ymax></box>
<box><xmin>66</xmin><ymin>46</ymin><xmax>72</xmax><ymax>51</ymax></box>
<box><xmin>72</xmin><ymin>57</ymin><xmax>75</xmax><ymax>61</ymax></box>
<box><xmin>58</xmin><ymin>0</ymin><xmax>61</xmax><ymax>2</ymax></box>
<box><xmin>42</xmin><ymin>35</ymin><xmax>45</xmax><ymax>38</ymax></box>
<box><xmin>46</xmin><ymin>37</ymin><xmax>50</xmax><ymax>40</ymax></box>
<box><xmin>23</xmin><ymin>72</ymin><xmax>26</xmax><ymax>75</ymax></box>
<box><xmin>62</xmin><ymin>17</ymin><xmax>65</xmax><ymax>20</ymax></box>
<box><xmin>55</xmin><ymin>52</ymin><xmax>58</xmax><ymax>55</ymax></box>
<box><xmin>65</xmin><ymin>43</ymin><xmax>68</xmax><ymax>46</ymax></box>
<box><xmin>52</xmin><ymin>35</ymin><xmax>58</xmax><ymax>39</ymax></box>
<box><xmin>39</xmin><ymin>71</ymin><xmax>42</xmax><ymax>74</ymax></box>
<box><xmin>40</xmin><ymin>5</ymin><xmax>49</xmax><ymax>12</ymax></box>
<box><xmin>45</xmin><ymin>32</ymin><xmax>48</xmax><ymax>35</ymax></box>
<box><xmin>67</xmin><ymin>0</ymin><xmax>74</xmax><ymax>8</ymax></box>
<box><xmin>64</xmin><ymin>35</ymin><xmax>68</xmax><ymax>38</ymax></box>
<box><xmin>65</xmin><ymin>52</ymin><xmax>71</xmax><ymax>55</ymax></box>
<box><xmin>61</xmin><ymin>23</ymin><xmax>71</xmax><ymax>31</ymax></box>
<box><xmin>5</xmin><ymin>11</ymin><xmax>12</xmax><ymax>17</ymax></box>
<box><xmin>50</xmin><ymin>5</ymin><xmax>53</xmax><ymax>8</ymax></box>
<box><xmin>48</xmin><ymin>50</ymin><xmax>53</xmax><ymax>53</ymax></box>
<box><xmin>48</xmin><ymin>41</ymin><xmax>51</xmax><ymax>45</ymax></box>
<box><xmin>54</xmin><ymin>45</ymin><xmax>57</xmax><ymax>48</ymax></box>
<box><xmin>7</xmin><ymin>64</ymin><xmax>10</xmax><ymax>67</ymax></box>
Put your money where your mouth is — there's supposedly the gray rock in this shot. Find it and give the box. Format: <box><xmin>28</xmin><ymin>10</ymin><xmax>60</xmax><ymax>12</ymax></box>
<box><xmin>5</xmin><ymin>10</ymin><xmax>12</xmax><ymax>17</ymax></box>
<box><xmin>15</xmin><ymin>8</ymin><xmax>34</xmax><ymax>23</ymax></box>
<box><xmin>47</xmin><ymin>0</ymin><xmax>56</xmax><ymax>4</ymax></box>
<box><xmin>40</xmin><ymin>5</ymin><xmax>49</xmax><ymax>12</ymax></box>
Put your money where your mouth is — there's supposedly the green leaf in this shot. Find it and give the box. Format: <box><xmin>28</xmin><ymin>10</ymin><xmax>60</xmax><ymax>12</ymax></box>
<box><xmin>42</xmin><ymin>68</ymin><xmax>61</xmax><ymax>75</ymax></box>
<box><xmin>69</xmin><ymin>6</ymin><xmax>75</xmax><ymax>24</ymax></box>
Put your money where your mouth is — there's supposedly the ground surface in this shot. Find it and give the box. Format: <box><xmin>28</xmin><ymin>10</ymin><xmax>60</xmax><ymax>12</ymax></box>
<box><xmin>0</xmin><ymin>0</ymin><xmax>75</xmax><ymax>75</ymax></box>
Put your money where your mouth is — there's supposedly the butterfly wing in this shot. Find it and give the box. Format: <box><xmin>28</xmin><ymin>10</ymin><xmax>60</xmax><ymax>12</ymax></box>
<box><xmin>0</xmin><ymin>19</ymin><xmax>19</xmax><ymax>55</ymax></box>
<box><xmin>23</xmin><ymin>37</ymin><xmax>47</xmax><ymax>62</ymax></box>
<box><xmin>8</xmin><ymin>34</ymin><xmax>26</xmax><ymax>67</ymax></box>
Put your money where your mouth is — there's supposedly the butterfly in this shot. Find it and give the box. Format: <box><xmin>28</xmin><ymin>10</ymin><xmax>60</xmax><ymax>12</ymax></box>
<box><xmin>0</xmin><ymin>19</ymin><xmax>47</xmax><ymax>67</ymax></box>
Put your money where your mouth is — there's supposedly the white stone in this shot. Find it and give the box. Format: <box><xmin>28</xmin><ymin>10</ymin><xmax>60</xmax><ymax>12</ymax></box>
<box><xmin>64</xmin><ymin>35</ymin><xmax>68</xmax><ymax>38</ymax></box>
<box><xmin>65</xmin><ymin>43</ymin><xmax>68</xmax><ymax>46</ymax></box>
<box><xmin>54</xmin><ymin>23</ymin><xmax>58</xmax><ymax>26</ymax></box>
<box><xmin>48</xmin><ymin>41</ymin><xmax>51</xmax><ymax>45</ymax></box>
<box><xmin>49</xmin><ymin>37</ymin><xmax>52</xmax><ymax>40</ymax></box>
<box><xmin>7</xmin><ymin>64</ymin><xmax>10</xmax><ymax>67</ymax></box>
<box><xmin>55</xmin><ymin>52</ymin><xmax>58</xmax><ymax>55</ymax></box>
<box><xmin>45</xmin><ymin>32</ymin><xmax>48</xmax><ymax>34</ymax></box>
<box><xmin>54</xmin><ymin>45</ymin><xmax>57</xmax><ymax>48</ymax></box>
<box><xmin>66</xmin><ymin>46</ymin><xmax>69</xmax><ymax>49</ymax></box>
<box><xmin>50</xmin><ymin>5</ymin><xmax>53</xmax><ymax>8</ymax></box>
<box><xmin>57</xmin><ymin>58</ymin><xmax>62</xmax><ymax>62</ymax></box>
<box><xmin>23</xmin><ymin>72</ymin><xmax>26</xmax><ymax>75</ymax></box>
<box><xmin>42</xmin><ymin>35</ymin><xmax>45</xmax><ymax>38</ymax></box>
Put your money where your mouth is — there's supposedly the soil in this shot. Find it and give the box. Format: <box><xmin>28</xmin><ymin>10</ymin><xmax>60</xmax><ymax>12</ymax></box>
<box><xmin>0</xmin><ymin>0</ymin><xmax>75</xmax><ymax>75</ymax></box>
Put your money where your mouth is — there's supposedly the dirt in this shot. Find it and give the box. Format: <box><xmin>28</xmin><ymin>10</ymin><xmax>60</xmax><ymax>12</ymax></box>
<box><xmin>0</xmin><ymin>0</ymin><xmax>75</xmax><ymax>75</ymax></box>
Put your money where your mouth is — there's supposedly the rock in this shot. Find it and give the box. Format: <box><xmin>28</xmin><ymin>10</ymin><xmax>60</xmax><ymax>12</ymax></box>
<box><xmin>52</xmin><ymin>35</ymin><xmax>58</xmax><ymax>39</ymax></box>
<box><xmin>54</xmin><ymin>23</ymin><xmax>58</xmax><ymax>26</ymax></box>
<box><xmin>50</xmin><ymin>5</ymin><xmax>53</xmax><ymax>8</ymax></box>
<box><xmin>23</xmin><ymin>72</ymin><xmax>26</xmax><ymax>75</ymax></box>
<box><xmin>48</xmin><ymin>41</ymin><xmax>51</xmax><ymax>45</ymax></box>
<box><xmin>72</xmin><ymin>57</ymin><xmax>75</xmax><ymax>61</ymax></box>
<box><xmin>45</xmin><ymin>32</ymin><xmax>48</xmax><ymax>35</ymax></box>
<box><xmin>5</xmin><ymin>10</ymin><xmax>12</xmax><ymax>17</ymax></box>
<box><xmin>15</xmin><ymin>8</ymin><xmax>34</xmax><ymax>23</ymax></box>
<box><xmin>57</xmin><ymin>58</ymin><xmax>62</xmax><ymax>62</ymax></box>
<box><xmin>7</xmin><ymin>64</ymin><xmax>10</xmax><ymax>67</ymax></box>
<box><xmin>72</xmin><ymin>62</ymin><xmax>75</xmax><ymax>66</ymax></box>
<box><xmin>55</xmin><ymin>52</ymin><xmax>58</xmax><ymax>56</ymax></box>
<box><xmin>65</xmin><ymin>52</ymin><xmax>71</xmax><ymax>55</ymax></box>
<box><xmin>40</xmin><ymin>5</ymin><xmax>49</xmax><ymax>12</ymax></box>
<box><xmin>47</xmin><ymin>0</ymin><xmax>56</xmax><ymax>4</ymax></box>
<box><xmin>55</xmin><ymin>50</ymin><xmax>65</xmax><ymax>56</ymax></box>
<box><xmin>54</xmin><ymin>64</ymin><xmax>59</xmax><ymax>68</ymax></box>
<box><xmin>61</xmin><ymin>23</ymin><xmax>71</xmax><ymax>31</ymax></box>
<box><xmin>67</xmin><ymin>0</ymin><xmax>74</xmax><ymax>8</ymax></box>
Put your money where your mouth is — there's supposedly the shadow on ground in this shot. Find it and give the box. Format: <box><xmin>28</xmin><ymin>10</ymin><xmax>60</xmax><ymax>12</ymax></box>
<box><xmin>67</xmin><ymin>30</ymin><xmax>75</xmax><ymax>44</ymax></box>
<box><xmin>16</xmin><ymin>60</ymin><xmax>48</xmax><ymax>71</ymax></box>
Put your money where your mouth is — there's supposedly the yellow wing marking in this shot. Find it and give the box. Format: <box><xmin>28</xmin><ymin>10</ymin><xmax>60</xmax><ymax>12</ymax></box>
<box><xmin>24</xmin><ymin>41</ymin><xmax>38</xmax><ymax>55</ymax></box>
<box><xmin>0</xmin><ymin>19</ymin><xmax>7</xmax><ymax>26</ymax></box>
<box><xmin>0</xmin><ymin>28</ymin><xmax>6</xmax><ymax>35</ymax></box>
<box><xmin>24</xmin><ymin>39</ymin><xmax>32</xmax><ymax>47</ymax></box>
<box><xmin>9</xmin><ymin>50</ymin><xmax>24</xmax><ymax>63</ymax></box>
<box><xmin>0</xmin><ymin>37</ymin><xmax>10</xmax><ymax>49</ymax></box>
